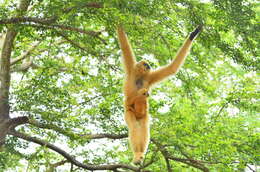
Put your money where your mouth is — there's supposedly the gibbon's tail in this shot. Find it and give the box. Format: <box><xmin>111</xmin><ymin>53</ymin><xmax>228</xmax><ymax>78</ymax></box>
<box><xmin>189</xmin><ymin>25</ymin><xmax>203</xmax><ymax>41</ymax></box>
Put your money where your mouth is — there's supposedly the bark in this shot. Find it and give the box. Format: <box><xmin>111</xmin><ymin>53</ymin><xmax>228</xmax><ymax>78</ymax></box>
<box><xmin>0</xmin><ymin>30</ymin><xmax>17</xmax><ymax>147</ymax></box>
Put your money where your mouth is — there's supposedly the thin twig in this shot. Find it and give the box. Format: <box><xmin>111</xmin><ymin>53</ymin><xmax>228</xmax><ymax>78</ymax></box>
<box><xmin>151</xmin><ymin>139</ymin><xmax>209</xmax><ymax>172</ymax></box>
<box><xmin>11</xmin><ymin>41</ymin><xmax>41</xmax><ymax>65</ymax></box>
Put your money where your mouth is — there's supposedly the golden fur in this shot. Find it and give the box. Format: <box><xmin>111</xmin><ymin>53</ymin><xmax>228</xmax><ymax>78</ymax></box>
<box><xmin>117</xmin><ymin>25</ymin><xmax>201</xmax><ymax>164</ymax></box>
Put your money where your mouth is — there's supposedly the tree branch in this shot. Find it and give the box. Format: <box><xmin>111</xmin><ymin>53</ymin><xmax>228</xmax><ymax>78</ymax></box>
<box><xmin>152</xmin><ymin>139</ymin><xmax>209</xmax><ymax>172</ymax></box>
<box><xmin>0</xmin><ymin>17</ymin><xmax>103</xmax><ymax>38</ymax></box>
<box><xmin>141</xmin><ymin>148</ymin><xmax>159</xmax><ymax>170</ymax></box>
<box><xmin>11</xmin><ymin>41</ymin><xmax>40</xmax><ymax>65</ymax></box>
<box><xmin>8</xmin><ymin>130</ymin><xmax>139</xmax><ymax>171</ymax></box>
<box><xmin>11</xmin><ymin>59</ymin><xmax>39</xmax><ymax>73</ymax></box>
<box><xmin>167</xmin><ymin>156</ymin><xmax>209</xmax><ymax>172</ymax></box>
<box><xmin>81</xmin><ymin>133</ymin><xmax>128</xmax><ymax>140</ymax></box>
<box><xmin>46</xmin><ymin>160</ymin><xmax>68</xmax><ymax>172</ymax></box>
<box><xmin>51</xmin><ymin>24</ymin><xmax>101</xmax><ymax>36</ymax></box>
<box><xmin>164</xmin><ymin>156</ymin><xmax>172</xmax><ymax>172</ymax></box>
<box><xmin>8</xmin><ymin>116</ymin><xmax>29</xmax><ymax>128</ymax></box>
<box><xmin>56</xmin><ymin>32</ymin><xmax>89</xmax><ymax>52</ymax></box>
<box><xmin>28</xmin><ymin>119</ymin><xmax>128</xmax><ymax>140</ymax></box>
<box><xmin>19</xmin><ymin>23</ymin><xmax>103</xmax><ymax>38</ymax></box>
<box><xmin>0</xmin><ymin>17</ymin><xmax>56</xmax><ymax>25</ymax></box>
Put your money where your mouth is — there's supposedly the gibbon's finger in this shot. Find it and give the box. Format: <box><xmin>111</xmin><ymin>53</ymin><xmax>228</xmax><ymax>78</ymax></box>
<box><xmin>189</xmin><ymin>25</ymin><xmax>203</xmax><ymax>41</ymax></box>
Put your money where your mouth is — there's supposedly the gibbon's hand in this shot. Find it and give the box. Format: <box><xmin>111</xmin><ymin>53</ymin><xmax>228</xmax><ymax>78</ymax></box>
<box><xmin>189</xmin><ymin>25</ymin><xmax>203</xmax><ymax>41</ymax></box>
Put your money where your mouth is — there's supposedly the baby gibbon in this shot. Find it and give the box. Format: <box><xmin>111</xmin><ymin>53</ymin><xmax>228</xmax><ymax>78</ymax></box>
<box><xmin>127</xmin><ymin>88</ymin><xmax>149</xmax><ymax>119</ymax></box>
<box><xmin>117</xmin><ymin>25</ymin><xmax>202</xmax><ymax>164</ymax></box>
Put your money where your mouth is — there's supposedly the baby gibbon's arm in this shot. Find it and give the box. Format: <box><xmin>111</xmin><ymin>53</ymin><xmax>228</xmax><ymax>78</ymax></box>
<box><xmin>117</xmin><ymin>26</ymin><xmax>136</xmax><ymax>75</ymax></box>
<box><xmin>126</xmin><ymin>94</ymin><xmax>138</xmax><ymax>107</ymax></box>
<box><xmin>149</xmin><ymin>26</ymin><xmax>202</xmax><ymax>85</ymax></box>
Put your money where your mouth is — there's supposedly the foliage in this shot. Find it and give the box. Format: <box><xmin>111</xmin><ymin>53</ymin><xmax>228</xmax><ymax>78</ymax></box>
<box><xmin>0</xmin><ymin>0</ymin><xmax>259</xmax><ymax>171</ymax></box>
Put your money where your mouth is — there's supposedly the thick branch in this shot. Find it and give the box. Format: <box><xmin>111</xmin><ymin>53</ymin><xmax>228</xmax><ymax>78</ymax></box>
<box><xmin>82</xmin><ymin>133</ymin><xmax>128</xmax><ymax>140</ymax></box>
<box><xmin>0</xmin><ymin>17</ymin><xmax>56</xmax><ymax>25</ymax></box>
<box><xmin>9</xmin><ymin>116</ymin><xmax>29</xmax><ymax>128</ymax></box>
<box><xmin>8</xmin><ymin>130</ymin><xmax>139</xmax><ymax>171</ymax></box>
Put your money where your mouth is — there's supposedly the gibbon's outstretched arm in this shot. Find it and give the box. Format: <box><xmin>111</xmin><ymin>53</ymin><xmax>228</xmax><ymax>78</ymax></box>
<box><xmin>149</xmin><ymin>25</ymin><xmax>202</xmax><ymax>85</ymax></box>
<box><xmin>117</xmin><ymin>26</ymin><xmax>136</xmax><ymax>75</ymax></box>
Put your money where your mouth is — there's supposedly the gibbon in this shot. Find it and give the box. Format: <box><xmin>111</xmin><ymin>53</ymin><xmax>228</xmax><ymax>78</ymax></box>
<box><xmin>117</xmin><ymin>25</ymin><xmax>202</xmax><ymax>164</ymax></box>
<box><xmin>126</xmin><ymin>88</ymin><xmax>149</xmax><ymax>119</ymax></box>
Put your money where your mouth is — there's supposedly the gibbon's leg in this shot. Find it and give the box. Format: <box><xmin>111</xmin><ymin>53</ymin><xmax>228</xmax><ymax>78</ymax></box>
<box><xmin>124</xmin><ymin>111</ymin><xmax>142</xmax><ymax>161</ymax></box>
<box><xmin>117</xmin><ymin>26</ymin><xmax>137</xmax><ymax>75</ymax></box>
<box><xmin>136</xmin><ymin>115</ymin><xmax>150</xmax><ymax>164</ymax></box>
<box><xmin>130</xmin><ymin>115</ymin><xmax>150</xmax><ymax>165</ymax></box>
<box><xmin>149</xmin><ymin>25</ymin><xmax>202</xmax><ymax>85</ymax></box>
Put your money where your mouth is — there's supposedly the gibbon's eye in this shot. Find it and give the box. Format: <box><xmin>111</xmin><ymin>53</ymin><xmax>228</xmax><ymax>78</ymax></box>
<box><xmin>143</xmin><ymin>92</ymin><xmax>149</xmax><ymax>97</ymax></box>
<box><xmin>143</xmin><ymin>63</ymin><xmax>151</xmax><ymax>70</ymax></box>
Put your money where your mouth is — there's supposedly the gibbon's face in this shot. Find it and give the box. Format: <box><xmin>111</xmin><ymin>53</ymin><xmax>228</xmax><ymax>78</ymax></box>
<box><xmin>135</xmin><ymin>60</ymin><xmax>151</xmax><ymax>75</ymax></box>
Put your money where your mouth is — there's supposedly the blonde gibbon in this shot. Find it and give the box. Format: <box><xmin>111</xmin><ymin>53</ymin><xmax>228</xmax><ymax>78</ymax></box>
<box><xmin>117</xmin><ymin>25</ymin><xmax>202</xmax><ymax>164</ymax></box>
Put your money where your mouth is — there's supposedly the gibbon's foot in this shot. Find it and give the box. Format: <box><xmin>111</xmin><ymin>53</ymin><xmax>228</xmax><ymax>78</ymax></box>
<box><xmin>189</xmin><ymin>25</ymin><xmax>203</xmax><ymax>41</ymax></box>
<box><xmin>133</xmin><ymin>153</ymin><xmax>144</xmax><ymax>165</ymax></box>
<box><xmin>133</xmin><ymin>158</ymin><xmax>143</xmax><ymax>165</ymax></box>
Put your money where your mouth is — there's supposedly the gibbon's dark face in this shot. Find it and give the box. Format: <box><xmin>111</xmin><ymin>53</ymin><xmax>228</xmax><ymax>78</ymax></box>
<box><xmin>135</xmin><ymin>60</ymin><xmax>151</xmax><ymax>75</ymax></box>
<box><xmin>143</xmin><ymin>63</ymin><xmax>150</xmax><ymax>70</ymax></box>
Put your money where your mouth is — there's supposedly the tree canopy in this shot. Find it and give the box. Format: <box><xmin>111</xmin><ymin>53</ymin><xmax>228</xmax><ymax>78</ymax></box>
<box><xmin>0</xmin><ymin>0</ymin><xmax>259</xmax><ymax>171</ymax></box>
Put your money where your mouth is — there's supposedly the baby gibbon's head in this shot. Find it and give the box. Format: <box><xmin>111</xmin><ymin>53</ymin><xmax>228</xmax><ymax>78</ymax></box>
<box><xmin>135</xmin><ymin>60</ymin><xmax>151</xmax><ymax>75</ymax></box>
<box><xmin>138</xmin><ymin>88</ymin><xmax>149</xmax><ymax>97</ymax></box>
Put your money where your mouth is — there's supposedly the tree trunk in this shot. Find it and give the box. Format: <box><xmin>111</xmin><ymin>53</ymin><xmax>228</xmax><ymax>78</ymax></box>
<box><xmin>0</xmin><ymin>0</ymin><xmax>30</xmax><ymax>148</ymax></box>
